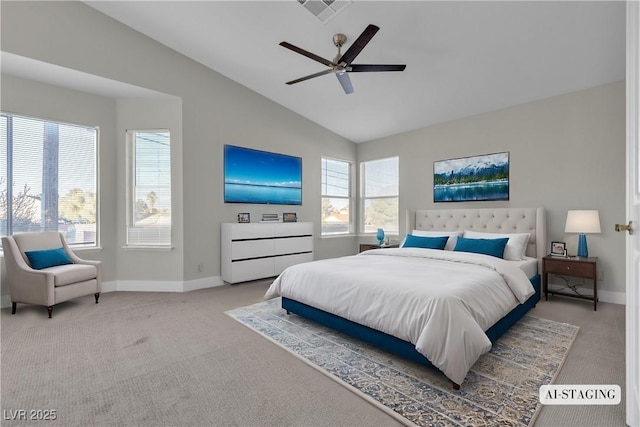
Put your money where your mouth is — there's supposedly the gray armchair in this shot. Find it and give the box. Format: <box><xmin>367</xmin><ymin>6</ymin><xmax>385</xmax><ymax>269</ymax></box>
<box><xmin>2</xmin><ymin>232</ymin><xmax>101</xmax><ymax>318</ymax></box>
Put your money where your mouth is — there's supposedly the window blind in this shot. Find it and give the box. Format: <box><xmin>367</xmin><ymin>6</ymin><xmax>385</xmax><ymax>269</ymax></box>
<box><xmin>0</xmin><ymin>113</ymin><xmax>97</xmax><ymax>246</ymax></box>
<box><xmin>321</xmin><ymin>158</ymin><xmax>352</xmax><ymax>235</ymax></box>
<box><xmin>126</xmin><ymin>130</ymin><xmax>171</xmax><ymax>247</ymax></box>
<box><xmin>361</xmin><ymin>157</ymin><xmax>399</xmax><ymax>234</ymax></box>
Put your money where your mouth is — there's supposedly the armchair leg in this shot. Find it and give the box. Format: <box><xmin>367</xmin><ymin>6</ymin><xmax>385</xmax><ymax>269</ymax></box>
<box><xmin>11</xmin><ymin>302</ymin><xmax>16</xmax><ymax>315</ymax></box>
<box><xmin>47</xmin><ymin>306</ymin><xmax>53</xmax><ymax>319</ymax></box>
<box><xmin>95</xmin><ymin>293</ymin><xmax>100</xmax><ymax>304</ymax></box>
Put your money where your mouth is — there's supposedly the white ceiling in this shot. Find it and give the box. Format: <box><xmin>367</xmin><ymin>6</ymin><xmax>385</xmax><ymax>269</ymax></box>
<box><xmin>82</xmin><ymin>1</ymin><xmax>625</xmax><ymax>143</ymax></box>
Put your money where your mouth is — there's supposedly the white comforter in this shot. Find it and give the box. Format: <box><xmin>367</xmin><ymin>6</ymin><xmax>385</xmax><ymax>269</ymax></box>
<box><xmin>265</xmin><ymin>248</ymin><xmax>535</xmax><ymax>385</ymax></box>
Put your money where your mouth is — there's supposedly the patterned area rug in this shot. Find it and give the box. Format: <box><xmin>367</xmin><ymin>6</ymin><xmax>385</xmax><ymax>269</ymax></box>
<box><xmin>226</xmin><ymin>298</ymin><xmax>579</xmax><ymax>427</ymax></box>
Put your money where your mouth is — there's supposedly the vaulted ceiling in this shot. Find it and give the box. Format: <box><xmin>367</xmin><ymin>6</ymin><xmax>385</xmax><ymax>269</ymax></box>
<box><xmin>85</xmin><ymin>1</ymin><xmax>625</xmax><ymax>143</ymax></box>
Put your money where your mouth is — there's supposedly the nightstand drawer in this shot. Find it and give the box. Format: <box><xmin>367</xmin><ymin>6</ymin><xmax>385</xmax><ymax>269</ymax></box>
<box><xmin>544</xmin><ymin>259</ymin><xmax>594</xmax><ymax>277</ymax></box>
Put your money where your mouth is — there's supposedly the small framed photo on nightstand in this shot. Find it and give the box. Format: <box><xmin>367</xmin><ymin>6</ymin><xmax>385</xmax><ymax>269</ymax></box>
<box><xmin>237</xmin><ymin>213</ymin><xmax>250</xmax><ymax>223</ymax></box>
<box><xmin>550</xmin><ymin>241</ymin><xmax>567</xmax><ymax>257</ymax></box>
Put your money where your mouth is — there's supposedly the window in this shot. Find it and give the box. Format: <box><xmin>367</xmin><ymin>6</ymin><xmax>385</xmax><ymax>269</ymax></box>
<box><xmin>126</xmin><ymin>130</ymin><xmax>171</xmax><ymax>247</ymax></box>
<box><xmin>321</xmin><ymin>157</ymin><xmax>352</xmax><ymax>235</ymax></box>
<box><xmin>0</xmin><ymin>113</ymin><xmax>97</xmax><ymax>247</ymax></box>
<box><xmin>360</xmin><ymin>156</ymin><xmax>399</xmax><ymax>235</ymax></box>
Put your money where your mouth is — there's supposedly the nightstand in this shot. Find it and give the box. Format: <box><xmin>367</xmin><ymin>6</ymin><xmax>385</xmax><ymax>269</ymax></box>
<box><xmin>359</xmin><ymin>244</ymin><xmax>399</xmax><ymax>253</ymax></box>
<box><xmin>542</xmin><ymin>255</ymin><xmax>598</xmax><ymax>311</ymax></box>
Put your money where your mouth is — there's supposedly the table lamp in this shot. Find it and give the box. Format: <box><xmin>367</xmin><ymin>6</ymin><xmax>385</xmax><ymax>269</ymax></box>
<box><xmin>565</xmin><ymin>210</ymin><xmax>601</xmax><ymax>257</ymax></box>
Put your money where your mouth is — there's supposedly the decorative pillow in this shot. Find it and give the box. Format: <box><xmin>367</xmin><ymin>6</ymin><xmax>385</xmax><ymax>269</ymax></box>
<box><xmin>411</xmin><ymin>230</ymin><xmax>463</xmax><ymax>251</ymax></box>
<box><xmin>453</xmin><ymin>236</ymin><xmax>509</xmax><ymax>259</ymax></box>
<box><xmin>462</xmin><ymin>230</ymin><xmax>530</xmax><ymax>261</ymax></box>
<box><xmin>402</xmin><ymin>235</ymin><xmax>449</xmax><ymax>250</ymax></box>
<box><xmin>25</xmin><ymin>247</ymin><xmax>73</xmax><ymax>270</ymax></box>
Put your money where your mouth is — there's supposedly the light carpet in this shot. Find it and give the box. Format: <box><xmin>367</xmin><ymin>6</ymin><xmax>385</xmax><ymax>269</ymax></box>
<box><xmin>226</xmin><ymin>297</ymin><xmax>579</xmax><ymax>427</ymax></box>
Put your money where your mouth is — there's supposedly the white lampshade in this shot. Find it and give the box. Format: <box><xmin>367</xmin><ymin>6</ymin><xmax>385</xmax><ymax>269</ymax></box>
<box><xmin>565</xmin><ymin>210</ymin><xmax>601</xmax><ymax>234</ymax></box>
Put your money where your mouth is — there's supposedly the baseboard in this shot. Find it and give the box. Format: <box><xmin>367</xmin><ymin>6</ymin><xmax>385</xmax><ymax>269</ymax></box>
<box><xmin>598</xmin><ymin>289</ymin><xmax>626</xmax><ymax>305</ymax></box>
<box><xmin>1</xmin><ymin>294</ymin><xmax>10</xmax><ymax>309</ymax></box>
<box><xmin>102</xmin><ymin>276</ymin><xmax>225</xmax><ymax>293</ymax></box>
<box><xmin>2</xmin><ymin>278</ymin><xmax>624</xmax><ymax>307</ymax></box>
<box><xmin>0</xmin><ymin>277</ymin><xmax>226</xmax><ymax>308</ymax></box>
<box><xmin>547</xmin><ymin>281</ymin><xmax>625</xmax><ymax>305</ymax></box>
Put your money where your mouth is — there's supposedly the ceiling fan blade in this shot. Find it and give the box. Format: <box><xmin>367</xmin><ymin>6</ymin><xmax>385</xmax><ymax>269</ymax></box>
<box><xmin>285</xmin><ymin>69</ymin><xmax>333</xmax><ymax>85</ymax></box>
<box><xmin>336</xmin><ymin>72</ymin><xmax>354</xmax><ymax>94</ymax></box>
<box><xmin>279</xmin><ymin>42</ymin><xmax>336</xmax><ymax>67</ymax></box>
<box><xmin>338</xmin><ymin>24</ymin><xmax>379</xmax><ymax>65</ymax></box>
<box><xmin>349</xmin><ymin>64</ymin><xmax>406</xmax><ymax>72</ymax></box>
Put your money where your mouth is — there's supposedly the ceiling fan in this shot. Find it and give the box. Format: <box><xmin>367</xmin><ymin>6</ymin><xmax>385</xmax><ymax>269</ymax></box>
<box><xmin>279</xmin><ymin>24</ymin><xmax>406</xmax><ymax>94</ymax></box>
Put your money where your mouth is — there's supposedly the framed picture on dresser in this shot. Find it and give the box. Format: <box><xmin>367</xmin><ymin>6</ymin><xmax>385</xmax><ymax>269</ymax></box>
<box><xmin>283</xmin><ymin>213</ymin><xmax>297</xmax><ymax>223</ymax></box>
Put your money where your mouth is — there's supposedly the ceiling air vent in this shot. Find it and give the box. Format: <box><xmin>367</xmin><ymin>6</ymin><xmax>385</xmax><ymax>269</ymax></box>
<box><xmin>297</xmin><ymin>0</ymin><xmax>352</xmax><ymax>23</ymax></box>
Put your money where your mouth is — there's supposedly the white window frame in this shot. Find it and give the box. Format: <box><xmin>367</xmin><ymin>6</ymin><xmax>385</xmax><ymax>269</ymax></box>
<box><xmin>125</xmin><ymin>129</ymin><xmax>172</xmax><ymax>249</ymax></box>
<box><xmin>321</xmin><ymin>157</ymin><xmax>354</xmax><ymax>236</ymax></box>
<box><xmin>1</xmin><ymin>112</ymin><xmax>99</xmax><ymax>249</ymax></box>
<box><xmin>359</xmin><ymin>156</ymin><xmax>399</xmax><ymax>236</ymax></box>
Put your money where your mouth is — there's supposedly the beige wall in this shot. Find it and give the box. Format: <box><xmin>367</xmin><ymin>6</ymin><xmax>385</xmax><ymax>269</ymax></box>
<box><xmin>358</xmin><ymin>81</ymin><xmax>626</xmax><ymax>298</ymax></box>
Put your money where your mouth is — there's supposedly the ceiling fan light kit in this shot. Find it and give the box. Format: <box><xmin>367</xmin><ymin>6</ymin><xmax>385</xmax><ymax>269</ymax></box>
<box><xmin>280</xmin><ymin>24</ymin><xmax>406</xmax><ymax>94</ymax></box>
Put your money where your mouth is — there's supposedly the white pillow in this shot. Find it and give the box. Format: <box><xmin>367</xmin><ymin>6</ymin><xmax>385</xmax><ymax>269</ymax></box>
<box><xmin>462</xmin><ymin>230</ymin><xmax>530</xmax><ymax>261</ymax></box>
<box><xmin>411</xmin><ymin>230</ymin><xmax>463</xmax><ymax>251</ymax></box>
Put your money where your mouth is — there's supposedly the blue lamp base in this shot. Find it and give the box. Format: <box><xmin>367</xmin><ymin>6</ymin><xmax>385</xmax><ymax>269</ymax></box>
<box><xmin>577</xmin><ymin>233</ymin><xmax>589</xmax><ymax>258</ymax></box>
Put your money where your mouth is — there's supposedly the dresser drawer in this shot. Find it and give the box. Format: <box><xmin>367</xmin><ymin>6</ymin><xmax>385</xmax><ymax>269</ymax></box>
<box><xmin>544</xmin><ymin>259</ymin><xmax>594</xmax><ymax>277</ymax></box>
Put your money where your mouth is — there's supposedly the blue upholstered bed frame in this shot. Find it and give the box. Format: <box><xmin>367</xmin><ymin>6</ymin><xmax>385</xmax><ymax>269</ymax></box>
<box><xmin>282</xmin><ymin>275</ymin><xmax>540</xmax><ymax>372</ymax></box>
<box><xmin>281</xmin><ymin>207</ymin><xmax>546</xmax><ymax>388</ymax></box>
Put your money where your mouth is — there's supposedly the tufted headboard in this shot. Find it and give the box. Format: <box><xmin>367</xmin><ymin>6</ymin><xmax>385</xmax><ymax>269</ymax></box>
<box><xmin>413</xmin><ymin>207</ymin><xmax>546</xmax><ymax>269</ymax></box>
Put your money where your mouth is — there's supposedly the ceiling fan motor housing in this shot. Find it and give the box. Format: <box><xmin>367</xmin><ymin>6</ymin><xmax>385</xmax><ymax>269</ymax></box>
<box><xmin>333</xmin><ymin>33</ymin><xmax>347</xmax><ymax>48</ymax></box>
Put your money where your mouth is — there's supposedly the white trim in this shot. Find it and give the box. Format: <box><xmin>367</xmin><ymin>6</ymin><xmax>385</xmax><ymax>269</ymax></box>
<box><xmin>598</xmin><ymin>289</ymin><xmax>626</xmax><ymax>306</ymax></box>
<box><xmin>1</xmin><ymin>294</ymin><xmax>11</xmax><ymax>309</ymax></box>
<box><xmin>121</xmin><ymin>245</ymin><xmax>173</xmax><ymax>251</ymax></box>
<box><xmin>626</xmin><ymin>1</ymin><xmax>640</xmax><ymax>425</ymax></box>
<box><xmin>101</xmin><ymin>276</ymin><xmax>225</xmax><ymax>293</ymax></box>
<box><xmin>183</xmin><ymin>276</ymin><xmax>225</xmax><ymax>292</ymax></box>
<box><xmin>1</xmin><ymin>277</ymin><xmax>226</xmax><ymax>308</ymax></box>
<box><xmin>125</xmin><ymin>129</ymin><xmax>172</xmax><ymax>247</ymax></box>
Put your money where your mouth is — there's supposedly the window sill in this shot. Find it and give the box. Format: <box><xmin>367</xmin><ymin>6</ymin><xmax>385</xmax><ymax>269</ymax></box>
<box><xmin>1</xmin><ymin>246</ymin><xmax>102</xmax><ymax>257</ymax></box>
<box><xmin>122</xmin><ymin>245</ymin><xmax>173</xmax><ymax>251</ymax></box>
<box><xmin>320</xmin><ymin>233</ymin><xmax>356</xmax><ymax>239</ymax></box>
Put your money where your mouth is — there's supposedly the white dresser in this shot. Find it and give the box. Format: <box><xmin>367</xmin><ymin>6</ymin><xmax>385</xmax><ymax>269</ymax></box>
<box><xmin>221</xmin><ymin>222</ymin><xmax>314</xmax><ymax>284</ymax></box>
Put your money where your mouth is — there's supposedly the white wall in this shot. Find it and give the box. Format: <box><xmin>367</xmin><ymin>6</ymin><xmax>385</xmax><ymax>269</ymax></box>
<box><xmin>0</xmin><ymin>2</ymin><xmax>625</xmax><ymax>304</ymax></box>
<box><xmin>0</xmin><ymin>74</ymin><xmax>118</xmax><ymax>306</ymax></box>
<box><xmin>0</xmin><ymin>1</ymin><xmax>357</xmax><ymax>301</ymax></box>
<box><xmin>116</xmin><ymin>98</ymin><xmax>184</xmax><ymax>282</ymax></box>
<box><xmin>358</xmin><ymin>81</ymin><xmax>626</xmax><ymax>300</ymax></box>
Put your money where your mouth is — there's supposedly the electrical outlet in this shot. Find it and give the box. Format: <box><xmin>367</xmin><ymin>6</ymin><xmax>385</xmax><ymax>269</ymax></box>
<box><xmin>197</xmin><ymin>263</ymin><xmax>203</xmax><ymax>273</ymax></box>
<box><xmin>598</xmin><ymin>269</ymin><xmax>605</xmax><ymax>281</ymax></box>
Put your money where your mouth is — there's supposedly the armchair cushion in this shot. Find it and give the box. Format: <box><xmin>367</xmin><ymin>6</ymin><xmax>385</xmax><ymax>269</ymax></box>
<box><xmin>49</xmin><ymin>264</ymin><xmax>98</xmax><ymax>287</ymax></box>
<box><xmin>25</xmin><ymin>247</ymin><xmax>73</xmax><ymax>270</ymax></box>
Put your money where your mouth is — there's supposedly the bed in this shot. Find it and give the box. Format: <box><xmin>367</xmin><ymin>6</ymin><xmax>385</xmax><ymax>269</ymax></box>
<box><xmin>265</xmin><ymin>207</ymin><xmax>545</xmax><ymax>388</ymax></box>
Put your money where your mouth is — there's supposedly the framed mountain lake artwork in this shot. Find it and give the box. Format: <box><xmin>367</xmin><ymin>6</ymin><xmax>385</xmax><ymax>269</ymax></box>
<box><xmin>433</xmin><ymin>152</ymin><xmax>509</xmax><ymax>202</ymax></box>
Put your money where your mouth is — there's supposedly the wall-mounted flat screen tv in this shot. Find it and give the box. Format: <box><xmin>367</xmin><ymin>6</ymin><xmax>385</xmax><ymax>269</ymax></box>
<box><xmin>224</xmin><ymin>145</ymin><xmax>302</xmax><ymax>205</ymax></box>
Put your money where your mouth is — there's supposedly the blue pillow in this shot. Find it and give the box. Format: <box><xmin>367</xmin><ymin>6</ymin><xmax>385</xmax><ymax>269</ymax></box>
<box><xmin>453</xmin><ymin>236</ymin><xmax>509</xmax><ymax>259</ymax></box>
<box><xmin>402</xmin><ymin>234</ymin><xmax>449</xmax><ymax>250</ymax></box>
<box><xmin>25</xmin><ymin>247</ymin><xmax>73</xmax><ymax>270</ymax></box>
